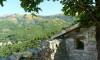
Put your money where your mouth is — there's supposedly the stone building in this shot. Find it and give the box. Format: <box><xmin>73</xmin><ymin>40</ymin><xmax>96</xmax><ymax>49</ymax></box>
<box><xmin>51</xmin><ymin>23</ymin><xmax>97</xmax><ymax>60</ymax></box>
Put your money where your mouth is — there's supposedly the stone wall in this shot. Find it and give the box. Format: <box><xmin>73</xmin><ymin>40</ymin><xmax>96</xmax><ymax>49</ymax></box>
<box><xmin>83</xmin><ymin>27</ymin><xmax>97</xmax><ymax>60</ymax></box>
<box><xmin>54</xmin><ymin>38</ymin><xmax>68</xmax><ymax>60</ymax></box>
<box><xmin>0</xmin><ymin>39</ymin><xmax>68</xmax><ymax>60</ymax></box>
<box><xmin>65</xmin><ymin>27</ymin><xmax>97</xmax><ymax>60</ymax></box>
<box><xmin>66</xmin><ymin>38</ymin><xmax>85</xmax><ymax>60</ymax></box>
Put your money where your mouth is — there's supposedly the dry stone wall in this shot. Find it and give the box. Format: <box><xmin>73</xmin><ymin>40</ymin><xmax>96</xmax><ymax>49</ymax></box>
<box><xmin>0</xmin><ymin>39</ymin><xmax>66</xmax><ymax>60</ymax></box>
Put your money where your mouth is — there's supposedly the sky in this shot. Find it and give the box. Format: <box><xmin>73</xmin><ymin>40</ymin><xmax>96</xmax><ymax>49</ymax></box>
<box><xmin>0</xmin><ymin>0</ymin><xmax>63</xmax><ymax>16</ymax></box>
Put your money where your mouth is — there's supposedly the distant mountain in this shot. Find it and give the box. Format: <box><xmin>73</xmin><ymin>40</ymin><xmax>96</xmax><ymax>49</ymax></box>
<box><xmin>40</xmin><ymin>14</ymin><xmax>76</xmax><ymax>22</ymax></box>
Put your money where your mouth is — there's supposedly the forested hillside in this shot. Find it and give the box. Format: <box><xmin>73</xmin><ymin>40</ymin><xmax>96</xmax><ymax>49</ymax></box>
<box><xmin>0</xmin><ymin>14</ymin><xmax>74</xmax><ymax>43</ymax></box>
<box><xmin>0</xmin><ymin>14</ymin><xmax>74</xmax><ymax>57</ymax></box>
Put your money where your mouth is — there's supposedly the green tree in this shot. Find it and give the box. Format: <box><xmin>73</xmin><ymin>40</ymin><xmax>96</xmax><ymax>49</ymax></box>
<box><xmin>0</xmin><ymin>0</ymin><xmax>100</xmax><ymax>59</ymax></box>
<box><xmin>60</xmin><ymin>1</ymin><xmax>100</xmax><ymax>60</ymax></box>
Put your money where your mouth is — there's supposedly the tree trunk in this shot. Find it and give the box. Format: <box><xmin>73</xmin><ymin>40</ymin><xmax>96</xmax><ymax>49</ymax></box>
<box><xmin>95</xmin><ymin>0</ymin><xmax>100</xmax><ymax>59</ymax></box>
<box><xmin>96</xmin><ymin>24</ymin><xmax>100</xmax><ymax>60</ymax></box>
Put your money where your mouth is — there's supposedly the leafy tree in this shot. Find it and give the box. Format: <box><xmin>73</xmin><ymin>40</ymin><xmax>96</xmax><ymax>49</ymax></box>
<box><xmin>61</xmin><ymin>1</ymin><xmax>100</xmax><ymax>60</ymax></box>
<box><xmin>0</xmin><ymin>0</ymin><xmax>100</xmax><ymax>59</ymax></box>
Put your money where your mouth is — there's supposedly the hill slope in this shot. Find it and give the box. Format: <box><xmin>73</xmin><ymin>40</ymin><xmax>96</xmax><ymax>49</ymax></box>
<box><xmin>0</xmin><ymin>14</ymin><xmax>74</xmax><ymax>43</ymax></box>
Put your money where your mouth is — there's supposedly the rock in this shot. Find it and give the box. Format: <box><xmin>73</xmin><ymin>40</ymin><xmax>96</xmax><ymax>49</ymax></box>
<box><xmin>22</xmin><ymin>52</ymin><xmax>32</xmax><ymax>58</ymax></box>
<box><xmin>0</xmin><ymin>58</ymin><xmax>10</xmax><ymax>60</ymax></box>
<box><xmin>9</xmin><ymin>54</ymin><xmax>21</xmax><ymax>60</ymax></box>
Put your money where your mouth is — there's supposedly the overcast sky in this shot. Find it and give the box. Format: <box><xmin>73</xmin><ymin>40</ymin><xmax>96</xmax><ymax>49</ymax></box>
<box><xmin>0</xmin><ymin>0</ymin><xmax>63</xmax><ymax>16</ymax></box>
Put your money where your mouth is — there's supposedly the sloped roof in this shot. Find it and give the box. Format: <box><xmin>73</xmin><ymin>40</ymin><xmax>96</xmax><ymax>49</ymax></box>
<box><xmin>51</xmin><ymin>23</ymin><xmax>79</xmax><ymax>39</ymax></box>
